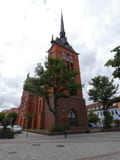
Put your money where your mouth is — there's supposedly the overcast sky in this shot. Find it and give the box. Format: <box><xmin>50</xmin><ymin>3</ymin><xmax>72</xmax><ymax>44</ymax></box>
<box><xmin>0</xmin><ymin>0</ymin><xmax>120</xmax><ymax>111</ymax></box>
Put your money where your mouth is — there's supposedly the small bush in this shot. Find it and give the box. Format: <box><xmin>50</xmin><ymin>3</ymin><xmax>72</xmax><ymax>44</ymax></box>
<box><xmin>10</xmin><ymin>130</ymin><xmax>16</xmax><ymax>134</ymax></box>
<box><xmin>2</xmin><ymin>118</ymin><xmax>10</xmax><ymax>129</ymax></box>
<box><xmin>114</xmin><ymin>119</ymin><xmax>120</xmax><ymax>128</ymax></box>
<box><xmin>85</xmin><ymin>127</ymin><xmax>90</xmax><ymax>133</ymax></box>
<box><xmin>49</xmin><ymin>126</ymin><xmax>64</xmax><ymax>132</ymax></box>
<box><xmin>0</xmin><ymin>129</ymin><xmax>14</xmax><ymax>138</ymax></box>
<box><xmin>88</xmin><ymin>110</ymin><xmax>99</xmax><ymax>124</ymax></box>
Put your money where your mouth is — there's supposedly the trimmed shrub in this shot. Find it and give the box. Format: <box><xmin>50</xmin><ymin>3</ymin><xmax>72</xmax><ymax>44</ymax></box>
<box><xmin>49</xmin><ymin>126</ymin><xmax>64</xmax><ymax>132</ymax></box>
<box><xmin>2</xmin><ymin>118</ymin><xmax>10</xmax><ymax>129</ymax></box>
<box><xmin>0</xmin><ymin>129</ymin><xmax>14</xmax><ymax>138</ymax></box>
<box><xmin>114</xmin><ymin>119</ymin><xmax>120</xmax><ymax>128</ymax></box>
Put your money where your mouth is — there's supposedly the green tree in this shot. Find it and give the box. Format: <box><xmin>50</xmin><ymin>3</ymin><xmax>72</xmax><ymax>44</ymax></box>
<box><xmin>88</xmin><ymin>76</ymin><xmax>118</xmax><ymax>128</ymax></box>
<box><xmin>24</xmin><ymin>112</ymin><xmax>35</xmax><ymax>129</ymax></box>
<box><xmin>6</xmin><ymin>112</ymin><xmax>17</xmax><ymax>125</ymax></box>
<box><xmin>24</xmin><ymin>57</ymin><xmax>82</xmax><ymax>127</ymax></box>
<box><xmin>0</xmin><ymin>112</ymin><xmax>5</xmax><ymax>123</ymax></box>
<box><xmin>88</xmin><ymin>110</ymin><xmax>99</xmax><ymax>124</ymax></box>
<box><xmin>102</xmin><ymin>111</ymin><xmax>113</xmax><ymax>128</ymax></box>
<box><xmin>2</xmin><ymin>118</ymin><xmax>10</xmax><ymax>129</ymax></box>
<box><xmin>24</xmin><ymin>112</ymin><xmax>35</xmax><ymax>137</ymax></box>
<box><xmin>24</xmin><ymin>112</ymin><xmax>34</xmax><ymax>122</ymax></box>
<box><xmin>105</xmin><ymin>46</ymin><xmax>120</xmax><ymax>79</ymax></box>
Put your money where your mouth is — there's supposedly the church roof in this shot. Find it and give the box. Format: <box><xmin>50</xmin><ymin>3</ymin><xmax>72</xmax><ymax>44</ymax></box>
<box><xmin>51</xmin><ymin>13</ymin><xmax>75</xmax><ymax>52</ymax></box>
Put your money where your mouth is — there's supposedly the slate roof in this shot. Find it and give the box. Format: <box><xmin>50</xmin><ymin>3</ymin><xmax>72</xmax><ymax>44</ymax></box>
<box><xmin>51</xmin><ymin>13</ymin><xmax>75</xmax><ymax>52</ymax></box>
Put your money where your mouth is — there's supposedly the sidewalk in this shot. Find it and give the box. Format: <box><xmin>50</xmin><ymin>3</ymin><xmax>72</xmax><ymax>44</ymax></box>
<box><xmin>0</xmin><ymin>131</ymin><xmax>120</xmax><ymax>160</ymax></box>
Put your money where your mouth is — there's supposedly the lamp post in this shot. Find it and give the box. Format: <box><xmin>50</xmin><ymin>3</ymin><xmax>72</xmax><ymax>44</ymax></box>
<box><xmin>60</xmin><ymin>110</ymin><xmax>68</xmax><ymax>138</ymax></box>
<box><xmin>24</xmin><ymin>115</ymin><xmax>28</xmax><ymax>137</ymax></box>
<box><xmin>24</xmin><ymin>112</ymin><xmax>34</xmax><ymax>137</ymax></box>
<box><xmin>10</xmin><ymin>117</ymin><xmax>14</xmax><ymax>131</ymax></box>
<box><xmin>26</xmin><ymin>119</ymin><xmax>28</xmax><ymax>137</ymax></box>
<box><xmin>10</xmin><ymin>117</ymin><xmax>14</xmax><ymax>126</ymax></box>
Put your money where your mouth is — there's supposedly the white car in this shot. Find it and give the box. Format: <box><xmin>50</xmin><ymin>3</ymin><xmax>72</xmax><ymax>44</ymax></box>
<box><xmin>13</xmin><ymin>125</ymin><xmax>22</xmax><ymax>133</ymax></box>
<box><xmin>7</xmin><ymin>125</ymin><xmax>12</xmax><ymax>129</ymax></box>
<box><xmin>0</xmin><ymin>125</ymin><xmax>3</xmax><ymax>129</ymax></box>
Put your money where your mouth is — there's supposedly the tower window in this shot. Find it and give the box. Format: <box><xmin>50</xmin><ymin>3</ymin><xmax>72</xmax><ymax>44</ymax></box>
<box><xmin>62</xmin><ymin>51</ymin><xmax>73</xmax><ymax>63</ymax></box>
<box><xmin>70</xmin><ymin>63</ymin><xmax>73</xmax><ymax>70</ymax></box>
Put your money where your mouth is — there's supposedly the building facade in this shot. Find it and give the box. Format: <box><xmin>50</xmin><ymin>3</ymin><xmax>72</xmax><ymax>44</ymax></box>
<box><xmin>86</xmin><ymin>102</ymin><xmax>120</xmax><ymax>126</ymax></box>
<box><xmin>4</xmin><ymin>108</ymin><xmax>19</xmax><ymax>115</ymax></box>
<box><xmin>17</xmin><ymin>14</ymin><xmax>88</xmax><ymax>130</ymax></box>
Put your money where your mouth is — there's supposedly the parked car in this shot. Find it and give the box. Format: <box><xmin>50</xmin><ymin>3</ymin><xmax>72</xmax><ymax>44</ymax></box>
<box><xmin>7</xmin><ymin>125</ymin><xmax>12</xmax><ymax>130</ymax></box>
<box><xmin>0</xmin><ymin>126</ymin><xmax>3</xmax><ymax>129</ymax></box>
<box><xmin>0</xmin><ymin>125</ymin><xmax>12</xmax><ymax>129</ymax></box>
<box><xmin>88</xmin><ymin>123</ymin><xmax>96</xmax><ymax>128</ymax></box>
<box><xmin>13</xmin><ymin>125</ymin><xmax>22</xmax><ymax>133</ymax></box>
<box><xmin>96</xmin><ymin>122</ymin><xmax>103</xmax><ymax>128</ymax></box>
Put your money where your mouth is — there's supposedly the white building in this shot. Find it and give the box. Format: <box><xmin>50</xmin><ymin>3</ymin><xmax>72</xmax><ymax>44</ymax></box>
<box><xmin>86</xmin><ymin>102</ymin><xmax>120</xmax><ymax>123</ymax></box>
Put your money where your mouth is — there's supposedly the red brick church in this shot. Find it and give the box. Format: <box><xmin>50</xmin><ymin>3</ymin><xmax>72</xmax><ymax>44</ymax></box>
<box><xmin>17</xmin><ymin>14</ymin><xmax>87</xmax><ymax>130</ymax></box>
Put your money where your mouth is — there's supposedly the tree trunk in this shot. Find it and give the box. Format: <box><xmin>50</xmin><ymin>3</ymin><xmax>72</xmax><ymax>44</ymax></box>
<box><xmin>54</xmin><ymin>113</ymin><xmax>59</xmax><ymax>127</ymax></box>
<box><xmin>103</xmin><ymin>109</ymin><xmax>107</xmax><ymax>128</ymax></box>
<box><xmin>103</xmin><ymin>109</ymin><xmax>112</xmax><ymax>128</ymax></box>
<box><xmin>46</xmin><ymin>95</ymin><xmax>59</xmax><ymax>128</ymax></box>
<box><xmin>54</xmin><ymin>96</ymin><xmax>59</xmax><ymax>127</ymax></box>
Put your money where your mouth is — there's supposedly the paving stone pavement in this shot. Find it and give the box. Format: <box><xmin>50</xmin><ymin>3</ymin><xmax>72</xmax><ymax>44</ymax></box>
<box><xmin>0</xmin><ymin>131</ymin><xmax>120</xmax><ymax>160</ymax></box>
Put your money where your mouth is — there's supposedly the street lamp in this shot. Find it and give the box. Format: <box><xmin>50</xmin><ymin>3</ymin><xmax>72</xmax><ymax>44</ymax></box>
<box><xmin>60</xmin><ymin>109</ymin><xmax>68</xmax><ymax>138</ymax></box>
<box><xmin>10</xmin><ymin>117</ymin><xmax>14</xmax><ymax>126</ymax></box>
<box><xmin>24</xmin><ymin>115</ymin><xmax>28</xmax><ymax>137</ymax></box>
<box><xmin>26</xmin><ymin>119</ymin><xmax>29</xmax><ymax>137</ymax></box>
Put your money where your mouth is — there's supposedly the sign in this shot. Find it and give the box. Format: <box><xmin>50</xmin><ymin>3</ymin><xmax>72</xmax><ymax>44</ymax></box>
<box><xmin>60</xmin><ymin>114</ymin><xmax>68</xmax><ymax>123</ymax></box>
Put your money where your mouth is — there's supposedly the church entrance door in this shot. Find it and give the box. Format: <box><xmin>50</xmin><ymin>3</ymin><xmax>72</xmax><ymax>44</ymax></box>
<box><xmin>68</xmin><ymin>110</ymin><xmax>77</xmax><ymax>127</ymax></box>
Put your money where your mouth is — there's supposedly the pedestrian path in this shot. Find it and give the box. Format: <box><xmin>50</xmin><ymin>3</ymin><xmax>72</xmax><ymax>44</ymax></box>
<box><xmin>0</xmin><ymin>131</ymin><xmax>120</xmax><ymax>160</ymax></box>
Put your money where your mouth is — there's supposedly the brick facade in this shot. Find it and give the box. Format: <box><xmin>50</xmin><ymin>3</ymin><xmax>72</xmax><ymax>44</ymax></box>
<box><xmin>48</xmin><ymin>43</ymin><xmax>83</xmax><ymax>98</ymax></box>
<box><xmin>17</xmin><ymin>14</ymin><xmax>87</xmax><ymax>131</ymax></box>
<box><xmin>6</xmin><ymin>108</ymin><xmax>19</xmax><ymax>115</ymax></box>
<box><xmin>17</xmin><ymin>91</ymin><xmax>45</xmax><ymax>129</ymax></box>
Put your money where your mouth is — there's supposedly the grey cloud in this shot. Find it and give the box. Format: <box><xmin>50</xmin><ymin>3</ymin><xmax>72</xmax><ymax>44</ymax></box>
<box><xmin>0</xmin><ymin>60</ymin><xmax>4</xmax><ymax>63</ymax></box>
<box><xmin>3</xmin><ymin>77</ymin><xmax>23</xmax><ymax>89</ymax></box>
<box><xmin>3</xmin><ymin>41</ymin><xmax>14</xmax><ymax>47</ymax></box>
<box><xmin>84</xmin><ymin>0</ymin><xmax>117</xmax><ymax>17</ymax></box>
<box><xmin>0</xmin><ymin>76</ymin><xmax>24</xmax><ymax>111</ymax></box>
<box><xmin>43</xmin><ymin>0</ymin><xmax>47</xmax><ymax>4</ymax></box>
<box><xmin>0</xmin><ymin>94</ymin><xmax>20</xmax><ymax>111</ymax></box>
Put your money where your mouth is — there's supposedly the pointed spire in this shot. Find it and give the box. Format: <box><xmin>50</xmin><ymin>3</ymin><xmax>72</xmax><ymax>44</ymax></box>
<box><xmin>26</xmin><ymin>73</ymin><xmax>30</xmax><ymax>80</ymax></box>
<box><xmin>60</xmin><ymin>12</ymin><xmax>65</xmax><ymax>38</ymax></box>
<box><xmin>61</xmin><ymin>12</ymin><xmax>65</xmax><ymax>32</ymax></box>
<box><xmin>51</xmin><ymin>34</ymin><xmax>54</xmax><ymax>43</ymax></box>
<box><xmin>49</xmin><ymin>12</ymin><xmax>74</xmax><ymax>52</ymax></box>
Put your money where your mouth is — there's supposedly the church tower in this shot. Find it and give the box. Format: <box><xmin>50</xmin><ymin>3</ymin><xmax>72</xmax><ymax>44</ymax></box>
<box><xmin>48</xmin><ymin>13</ymin><xmax>83</xmax><ymax>98</ymax></box>
<box><xmin>45</xmin><ymin>14</ymin><xmax>88</xmax><ymax>130</ymax></box>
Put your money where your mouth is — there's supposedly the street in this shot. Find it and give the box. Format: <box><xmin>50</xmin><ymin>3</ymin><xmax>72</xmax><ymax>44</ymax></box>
<box><xmin>0</xmin><ymin>131</ymin><xmax>120</xmax><ymax>160</ymax></box>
